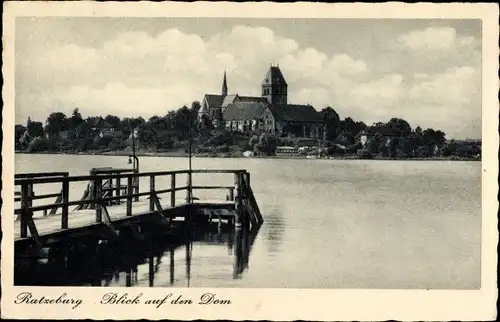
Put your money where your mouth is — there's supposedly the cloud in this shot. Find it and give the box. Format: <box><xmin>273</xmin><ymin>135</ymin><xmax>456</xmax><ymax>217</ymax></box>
<box><xmin>19</xmin><ymin>25</ymin><xmax>367</xmax><ymax>118</ymax></box>
<box><xmin>398</xmin><ymin>26</ymin><xmax>478</xmax><ymax>52</ymax></box>
<box><xmin>409</xmin><ymin>66</ymin><xmax>479</xmax><ymax>106</ymax></box>
<box><xmin>16</xmin><ymin>23</ymin><xmax>481</xmax><ymax>139</ymax></box>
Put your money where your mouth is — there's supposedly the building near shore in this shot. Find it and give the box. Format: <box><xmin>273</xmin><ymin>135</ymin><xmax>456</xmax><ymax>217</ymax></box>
<box><xmin>199</xmin><ymin>65</ymin><xmax>325</xmax><ymax>139</ymax></box>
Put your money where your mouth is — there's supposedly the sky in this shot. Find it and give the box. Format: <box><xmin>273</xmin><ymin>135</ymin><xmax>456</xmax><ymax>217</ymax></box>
<box><xmin>15</xmin><ymin>17</ymin><xmax>482</xmax><ymax>139</ymax></box>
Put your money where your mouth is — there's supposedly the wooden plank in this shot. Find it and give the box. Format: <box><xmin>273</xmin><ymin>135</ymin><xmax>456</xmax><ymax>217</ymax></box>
<box><xmin>15</xmin><ymin>172</ymin><xmax>69</xmax><ymax>179</ymax></box>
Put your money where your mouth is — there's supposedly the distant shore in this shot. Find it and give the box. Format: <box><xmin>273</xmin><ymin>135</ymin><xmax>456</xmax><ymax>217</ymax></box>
<box><xmin>15</xmin><ymin>150</ymin><xmax>480</xmax><ymax>161</ymax></box>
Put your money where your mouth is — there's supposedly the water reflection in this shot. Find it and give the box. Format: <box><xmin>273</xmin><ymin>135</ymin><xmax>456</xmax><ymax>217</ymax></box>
<box><xmin>15</xmin><ymin>224</ymin><xmax>262</xmax><ymax>287</ymax></box>
<box><xmin>264</xmin><ymin>207</ymin><xmax>285</xmax><ymax>254</ymax></box>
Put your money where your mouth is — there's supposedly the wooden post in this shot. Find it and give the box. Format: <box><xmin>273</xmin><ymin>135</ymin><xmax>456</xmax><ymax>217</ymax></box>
<box><xmin>61</xmin><ymin>179</ymin><xmax>69</xmax><ymax>229</ymax></box>
<box><xmin>89</xmin><ymin>170</ymin><xmax>96</xmax><ymax>209</ymax></box>
<box><xmin>245</xmin><ymin>171</ymin><xmax>251</xmax><ymax>187</ymax></box>
<box><xmin>95</xmin><ymin>177</ymin><xmax>102</xmax><ymax>223</ymax></box>
<box><xmin>115</xmin><ymin>177</ymin><xmax>121</xmax><ymax>205</ymax></box>
<box><xmin>185</xmin><ymin>172</ymin><xmax>192</xmax><ymax>204</ymax></box>
<box><xmin>28</xmin><ymin>183</ymin><xmax>34</xmax><ymax>212</ymax></box>
<box><xmin>20</xmin><ymin>183</ymin><xmax>29</xmax><ymax>238</ymax></box>
<box><xmin>234</xmin><ymin>172</ymin><xmax>243</xmax><ymax>229</ymax></box>
<box><xmin>127</xmin><ymin>175</ymin><xmax>133</xmax><ymax>216</ymax></box>
<box><xmin>148</xmin><ymin>256</ymin><xmax>154</xmax><ymax>287</ymax></box>
<box><xmin>169</xmin><ymin>248</ymin><xmax>175</xmax><ymax>285</ymax></box>
<box><xmin>149</xmin><ymin>175</ymin><xmax>155</xmax><ymax>211</ymax></box>
<box><xmin>134</xmin><ymin>171</ymin><xmax>139</xmax><ymax>202</ymax></box>
<box><xmin>171</xmin><ymin>174</ymin><xmax>176</xmax><ymax>207</ymax></box>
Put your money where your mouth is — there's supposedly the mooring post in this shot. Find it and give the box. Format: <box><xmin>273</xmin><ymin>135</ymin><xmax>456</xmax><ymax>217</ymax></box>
<box><xmin>127</xmin><ymin>175</ymin><xmax>133</xmax><ymax>216</ymax></box>
<box><xmin>20</xmin><ymin>183</ymin><xmax>29</xmax><ymax>238</ymax></box>
<box><xmin>149</xmin><ymin>175</ymin><xmax>155</xmax><ymax>212</ymax></box>
<box><xmin>171</xmin><ymin>174</ymin><xmax>176</xmax><ymax>207</ymax></box>
<box><xmin>95</xmin><ymin>177</ymin><xmax>102</xmax><ymax>223</ymax></box>
<box><xmin>61</xmin><ymin>179</ymin><xmax>69</xmax><ymax>229</ymax></box>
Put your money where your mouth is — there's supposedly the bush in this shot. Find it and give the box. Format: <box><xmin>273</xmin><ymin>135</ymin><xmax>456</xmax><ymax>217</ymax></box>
<box><xmin>327</xmin><ymin>144</ymin><xmax>345</xmax><ymax>155</ymax></box>
<box><xmin>216</xmin><ymin>145</ymin><xmax>230</xmax><ymax>153</ymax></box>
<box><xmin>27</xmin><ymin>137</ymin><xmax>56</xmax><ymax>152</ymax></box>
<box><xmin>356</xmin><ymin>149</ymin><xmax>373</xmax><ymax>159</ymax></box>
<box><xmin>416</xmin><ymin>146</ymin><xmax>431</xmax><ymax>158</ymax></box>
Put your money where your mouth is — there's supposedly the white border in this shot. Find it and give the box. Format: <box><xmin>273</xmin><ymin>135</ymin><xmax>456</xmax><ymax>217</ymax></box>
<box><xmin>2</xmin><ymin>2</ymin><xmax>499</xmax><ymax>320</ymax></box>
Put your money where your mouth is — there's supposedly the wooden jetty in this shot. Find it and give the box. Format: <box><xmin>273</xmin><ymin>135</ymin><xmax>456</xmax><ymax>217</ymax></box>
<box><xmin>13</xmin><ymin>168</ymin><xmax>263</xmax><ymax>253</ymax></box>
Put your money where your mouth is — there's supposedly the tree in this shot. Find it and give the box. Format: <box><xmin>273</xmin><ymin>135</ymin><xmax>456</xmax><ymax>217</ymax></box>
<box><xmin>68</xmin><ymin>108</ymin><xmax>84</xmax><ymax>129</ymax></box>
<box><xmin>45</xmin><ymin>112</ymin><xmax>68</xmax><ymax>139</ymax></box>
<box><xmin>422</xmin><ymin>128</ymin><xmax>446</xmax><ymax>148</ymax></box>
<box><xmin>255</xmin><ymin>133</ymin><xmax>277</xmax><ymax>155</ymax></box>
<box><xmin>27</xmin><ymin>121</ymin><xmax>45</xmax><ymax>139</ymax></box>
<box><xmin>335</xmin><ymin>131</ymin><xmax>355</xmax><ymax>146</ymax></box>
<box><xmin>320</xmin><ymin>106</ymin><xmax>341</xmax><ymax>141</ymax></box>
<box><xmin>386</xmin><ymin>118</ymin><xmax>412</xmax><ymax>137</ymax></box>
<box><xmin>94</xmin><ymin>133</ymin><xmax>114</xmax><ymax>149</ymax></box>
<box><xmin>15</xmin><ymin>125</ymin><xmax>27</xmax><ymax>150</ymax></box>
<box><xmin>366</xmin><ymin>133</ymin><xmax>385</xmax><ymax>154</ymax></box>
<box><xmin>104</xmin><ymin>115</ymin><xmax>121</xmax><ymax>129</ymax></box>
<box><xmin>86</xmin><ymin>116</ymin><xmax>105</xmax><ymax>129</ymax></box>
<box><xmin>339</xmin><ymin>117</ymin><xmax>366</xmax><ymax>135</ymax></box>
<box><xmin>191</xmin><ymin>101</ymin><xmax>201</xmax><ymax>114</ymax></box>
<box><xmin>198</xmin><ymin>114</ymin><xmax>214</xmax><ymax>136</ymax></box>
<box><xmin>248</xmin><ymin>135</ymin><xmax>259</xmax><ymax>150</ymax></box>
<box><xmin>27</xmin><ymin>137</ymin><xmax>55</xmax><ymax>152</ymax></box>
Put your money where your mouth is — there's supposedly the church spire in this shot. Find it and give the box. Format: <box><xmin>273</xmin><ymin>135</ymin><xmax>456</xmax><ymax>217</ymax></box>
<box><xmin>221</xmin><ymin>70</ymin><xmax>228</xmax><ymax>97</ymax></box>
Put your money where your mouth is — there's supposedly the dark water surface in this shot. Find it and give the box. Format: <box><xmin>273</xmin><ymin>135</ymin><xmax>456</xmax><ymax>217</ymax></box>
<box><xmin>14</xmin><ymin>154</ymin><xmax>481</xmax><ymax>289</ymax></box>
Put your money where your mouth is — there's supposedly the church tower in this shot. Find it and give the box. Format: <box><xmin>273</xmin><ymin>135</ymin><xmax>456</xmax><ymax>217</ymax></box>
<box><xmin>222</xmin><ymin>71</ymin><xmax>228</xmax><ymax>97</ymax></box>
<box><xmin>262</xmin><ymin>65</ymin><xmax>287</xmax><ymax>105</ymax></box>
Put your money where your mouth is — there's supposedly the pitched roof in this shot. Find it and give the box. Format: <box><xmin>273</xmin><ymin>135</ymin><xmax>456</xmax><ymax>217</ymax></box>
<box><xmin>223</xmin><ymin>102</ymin><xmax>270</xmax><ymax>121</ymax></box>
<box><xmin>221</xmin><ymin>94</ymin><xmax>268</xmax><ymax>108</ymax></box>
<box><xmin>238</xmin><ymin>96</ymin><xmax>268</xmax><ymax>103</ymax></box>
<box><xmin>269</xmin><ymin>104</ymin><xmax>324</xmax><ymax>123</ymax></box>
<box><xmin>203</xmin><ymin>94</ymin><xmax>224</xmax><ymax>108</ymax></box>
<box><xmin>262</xmin><ymin>66</ymin><xmax>287</xmax><ymax>86</ymax></box>
<box><xmin>221</xmin><ymin>94</ymin><xmax>239</xmax><ymax>107</ymax></box>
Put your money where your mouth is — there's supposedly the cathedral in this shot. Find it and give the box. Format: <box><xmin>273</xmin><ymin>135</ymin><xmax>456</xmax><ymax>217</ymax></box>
<box><xmin>199</xmin><ymin>65</ymin><xmax>325</xmax><ymax>139</ymax></box>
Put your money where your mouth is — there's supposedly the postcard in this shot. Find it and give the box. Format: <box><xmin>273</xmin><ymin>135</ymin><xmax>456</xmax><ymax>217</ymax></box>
<box><xmin>1</xmin><ymin>1</ymin><xmax>498</xmax><ymax>320</ymax></box>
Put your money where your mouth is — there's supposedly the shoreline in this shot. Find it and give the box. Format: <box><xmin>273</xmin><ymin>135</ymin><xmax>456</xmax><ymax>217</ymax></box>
<box><xmin>15</xmin><ymin>151</ymin><xmax>480</xmax><ymax>162</ymax></box>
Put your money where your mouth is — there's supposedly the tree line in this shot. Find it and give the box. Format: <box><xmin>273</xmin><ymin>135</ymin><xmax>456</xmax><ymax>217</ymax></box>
<box><xmin>15</xmin><ymin>103</ymin><xmax>481</xmax><ymax>160</ymax></box>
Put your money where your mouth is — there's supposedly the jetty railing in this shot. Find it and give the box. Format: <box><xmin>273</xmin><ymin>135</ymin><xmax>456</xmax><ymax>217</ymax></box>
<box><xmin>14</xmin><ymin>172</ymin><xmax>69</xmax><ymax>217</ymax></box>
<box><xmin>14</xmin><ymin>169</ymin><xmax>262</xmax><ymax>243</ymax></box>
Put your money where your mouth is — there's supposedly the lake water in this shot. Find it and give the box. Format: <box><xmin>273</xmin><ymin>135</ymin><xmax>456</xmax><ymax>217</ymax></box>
<box><xmin>14</xmin><ymin>153</ymin><xmax>481</xmax><ymax>289</ymax></box>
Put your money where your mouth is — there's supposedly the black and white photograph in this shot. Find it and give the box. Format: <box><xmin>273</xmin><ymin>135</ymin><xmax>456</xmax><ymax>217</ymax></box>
<box><xmin>1</xmin><ymin>2</ymin><xmax>498</xmax><ymax>321</ymax></box>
